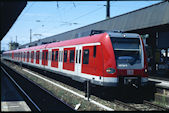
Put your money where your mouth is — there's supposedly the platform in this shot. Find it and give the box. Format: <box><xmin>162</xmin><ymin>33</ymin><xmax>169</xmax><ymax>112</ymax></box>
<box><xmin>148</xmin><ymin>77</ymin><xmax>169</xmax><ymax>89</ymax></box>
<box><xmin>1</xmin><ymin>70</ymin><xmax>31</xmax><ymax>111</ymax></box>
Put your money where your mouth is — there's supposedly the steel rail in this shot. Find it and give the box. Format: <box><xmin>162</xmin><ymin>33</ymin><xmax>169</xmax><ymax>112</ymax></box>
<box><xmin>2</xmin><ymin>60</ymin><xmax>114</xmax><ymax>111</ymax></box>
<box><xmin>1</xmin><ymin>62</ymin><xmax>74</xmax><ymax>111</ymax></box>
<box><xmin>114</xmin><ymin>100</ymin><xmax>141</xmax><ymax>111</ymax></box>
<box><xmin>1</xmin><ymin>67</ymin><xmax>41</xmax><ymax>112</ymax></box>
<box><xmin>143</xmin><ymin>100</ymin><xmax>169</xmax><ymax>111</ymax></box>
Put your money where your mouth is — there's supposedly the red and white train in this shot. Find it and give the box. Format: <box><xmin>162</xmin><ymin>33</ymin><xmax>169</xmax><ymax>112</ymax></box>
<box><xmin>2</xmin><ymin>31</ymin><xmax>148</xmax><ymax>87</ymax></box>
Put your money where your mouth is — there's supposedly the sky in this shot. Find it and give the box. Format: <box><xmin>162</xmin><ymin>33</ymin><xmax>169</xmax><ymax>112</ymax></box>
<box><xmin>1</xmin><ymin>1</ymin><xmax>162</xmax><ymax>51</ymax></box>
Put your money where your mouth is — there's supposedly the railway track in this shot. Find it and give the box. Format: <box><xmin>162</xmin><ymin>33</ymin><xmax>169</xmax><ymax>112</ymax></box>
<box><xmin>1</xmin><ymin>63</ymin><xmax>74</xmax><ymax>111</ymax></box>
<box><xmin>143</xmin><ymin>100</ymin><xmax>169</xmax><ymax>111</ymax></box>
<box><xmin>114</xmin><ymin>99</ymin><xmax>169</xmax><ymax>111</ymax></box>
<box><xmin>2</xmin><ymin>60</ymin><xmax>169</xmax><ymax>111</ymax></box>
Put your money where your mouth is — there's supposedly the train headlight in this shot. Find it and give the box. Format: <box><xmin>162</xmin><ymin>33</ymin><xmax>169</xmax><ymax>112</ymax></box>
<box><xmin>106</xmin><ymin>68</ymin><xmax>116</xmax><ymax>74</ymax></box>
<box><xmin>144</xmin><ymin>69</ymin><xmax>148</xmax><ymax>73</ymax></box>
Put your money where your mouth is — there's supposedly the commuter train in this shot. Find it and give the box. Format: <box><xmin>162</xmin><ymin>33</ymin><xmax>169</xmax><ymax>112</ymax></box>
<box><xmin>2</xmin><ymin>30</ymin><xmax>148</xmax><ymax>87</ymax></box>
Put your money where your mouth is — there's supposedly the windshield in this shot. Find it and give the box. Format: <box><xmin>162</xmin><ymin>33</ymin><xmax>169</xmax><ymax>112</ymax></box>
<box><xmin>111</xmin><ymin>38</ymin><xmax>140</xmax><ymax>50</ymax></box>
<box><xmin>111</xmin><ymin>37</ymin><xmax>142</xmax><ymax>68</ymax></box>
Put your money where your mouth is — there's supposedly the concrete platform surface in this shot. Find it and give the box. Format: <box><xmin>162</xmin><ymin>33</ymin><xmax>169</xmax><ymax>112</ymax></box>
<box><xmin>1</xmin><ymin>69</ymin><xmax>31</xmax><ymax>111</ymax></box>
<box><xmin>1</xmin><ymin>101</ymin><xmax>31</xmax><ymax>111</ymax></box>
<box><xmin>148</xmin><ymin>78</ymin><xmax>169</xmax><ymax>89</ymax></box>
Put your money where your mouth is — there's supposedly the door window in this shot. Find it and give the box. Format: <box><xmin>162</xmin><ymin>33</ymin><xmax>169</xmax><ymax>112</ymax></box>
<box><xmin>70</xmin><ymin>50</ymin><xmax>75</xmax><ymax>63</ymax></box>
<box><xmin>55</xmin><ymin>51</ymin><xmax>58</xmax><ymax>61</ymax></box>
<box><xmin>64</xmin><ymin>50</ymin><xmax>67</xmax><ymax>62</ymax></box>
<box><xmin>83</xmin><ymin>49</ymin><xmax>89</xmax><ymax>64</ymax></box>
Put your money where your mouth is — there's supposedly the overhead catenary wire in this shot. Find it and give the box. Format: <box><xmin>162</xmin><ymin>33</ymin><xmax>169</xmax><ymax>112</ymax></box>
<box><xmin>48</xmin><ymin>6</ymin><xmax>105</xmax><ymax>34</ymax></box>
<box><xmin>54</xmin><ymin>5</ymin><xmax>105</xmax><ymax>30</ymax></box>
<box><xmin>69</xmin><ymin>6</ymin><xmax>105</xmax><ymax>22</ymax></box>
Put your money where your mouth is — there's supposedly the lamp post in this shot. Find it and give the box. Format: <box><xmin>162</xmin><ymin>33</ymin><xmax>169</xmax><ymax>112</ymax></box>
<box><xmin>30</xmin><ymin>29</ymin><xmax>32</xmax><ymax>43</ymax></box>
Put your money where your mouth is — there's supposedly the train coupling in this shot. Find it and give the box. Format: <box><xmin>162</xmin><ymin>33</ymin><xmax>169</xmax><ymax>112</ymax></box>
<box><xmin>119</xmin><ymin>76</ymin><xmax>141</xmax><ymax>88</ymax></box>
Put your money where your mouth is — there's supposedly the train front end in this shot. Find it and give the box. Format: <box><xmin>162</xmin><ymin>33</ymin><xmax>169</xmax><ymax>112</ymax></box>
<box><xmin>103</xmin><ymin>32</ymin><xmax>148</xmax><ymax>87</ymax></box>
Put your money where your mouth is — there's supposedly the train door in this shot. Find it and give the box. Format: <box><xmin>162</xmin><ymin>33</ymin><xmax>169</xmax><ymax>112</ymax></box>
<box><xmin>31</xmin><ymin>51</ymin><xmax>34</xmax><ymax>63</ymax></box>
<box><xmin>51</xmin><ymin>49</ymin><xmax>59</xmax><ymax>68</ymax></box>
<box><xmin>36</xmin><ymin>50</ymin><xmax>40</xmax><ymax>64</ymax></box>
<box><xmin>42</xmin><ymin>50</ymin><xmax>48</xmax><ymax>66</ymax></box>
<box><xmin>12</xmin><ymin>52</ymin><xmax>14</xmax><ymax>59</ymax></box>
<box><xmin>27</xmin><ymin>51</ymin><xmax>29</xmax><ymax>62</ymax></box>
<box><xmin>58</xmin><ymin>48</ymin><xmax>63</xmax><ymax>71</ymax></box>
<box><xmin>75</xmin><ymin>45</ymin><xmax>82</xmax><ymax>76</ymax></box>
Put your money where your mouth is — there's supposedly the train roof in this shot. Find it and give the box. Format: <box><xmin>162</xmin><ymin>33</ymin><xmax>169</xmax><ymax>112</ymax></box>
<box><xmin>90</xmin><ymin>30</ymin><xmax>140</xmax><ymax>38</ymax></box>
<box><xmin>46</xmin><ymin>33</ymin><xmax>107</xmax><ymax>49</ymax></box>
<box><xmin>3</xmin><ymin>33</ymin><xmax>107</xmax><ymax>53</ymax></box>
<box><xmin>3</xmin><ymin>32</ymin><xmax>140</xmax><ymax>54</ymax></box>
<box><xmin>107</xmin><ymin>32</ymin><xmax>140</xmax><ymax>38</ymax></box>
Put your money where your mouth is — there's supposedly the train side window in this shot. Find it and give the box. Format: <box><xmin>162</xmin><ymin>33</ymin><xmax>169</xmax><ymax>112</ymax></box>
<box><xmin>36</xmin><ymin>51</ymin><xmax>38</xmax><ymax>60</ymax></box>
<box><xmin>39</xmin><ymin>52</ymin><xmax>41</xmax><ymax>60</ymax></box>
<box><xmin>42</xmin><ymin>51</ymin><xmax>44</xmax><ymax>59</ymax></box>
<box><xmin>79</xmin><ymin>50</ymin><xmax>81</xmax><ymax>63</ymax></box>
<box><xmin>31</xmin><ymin>51</ymin><xmax>34</xmax><ymax>59</ymax></box>
<box><xmin>93</xmin><ymin>46</ymin><xmax>96</xmax><ymax>58</ymax></box>
<box><xmin>36</xmin><ymin>52</ymin><xmax>37</xmax><ymax>60</ymax></box>
<box><xmin>62</xmin><ymin>51</ymin><xmax>63</xmax><ymax>61</ymax></box>
<box><xmin>55</xmin><ymin>51</ymin><xmax>58</xmax><ymax>61</ymax></box>
<box><xmin>38</xmin><ymin>52</ymin><xmax>39</xmax><ymax>59</ymax></box>
<box><xmin>70</xmin><ymin>50</ymin><xmax>75</xmax><ymax>63</ymax></box>
<box><xmin>27</xmin><ymin>52</ymin><xmax>29</xmax><ymax>59</ymax></box>
<box><xmin>59</xmin><ymin>51</ymin><xmax>62</xmax><ymax>62</ymax></box>
<box><xmin>59</xmin><ymin>51</ymin><xmax>60</xmax><ymax>62</ymax></box>
<box><xmin>52</xmin><ymin>51</ymin><xmax>54</xmax><ymax>61</ymax></box>
<box><xmin>62</xmin><ymin>51</ymin><xmax>63</xmax><ymax>62</ymax></box>
<box><xmin>64</xmin><ymin>50</ymin><xmax>67</xmax><ymax>62</ymax></box>
<box><xmin>46</xmin><ymin>51</ymin><xmax>48</xmax><ymax>60</ymax></box>
<box><xmin>24</xmin><ymin>52</ymin><xmax>25</xmax><ymax>59</ymax></box>
<box><xmin>76</xmin><ymin>50</ymin><xmax>78</xmax><ymax>63</ymax></box>
<box><xmin>59</xmin><ymin>51</ymin><xmax>61</xmax><ymax>62</ymax></box>
<box><xmin>83</xmin><ymin>49</ymin><xmax>89</xmax><ymax>64</ymax></box>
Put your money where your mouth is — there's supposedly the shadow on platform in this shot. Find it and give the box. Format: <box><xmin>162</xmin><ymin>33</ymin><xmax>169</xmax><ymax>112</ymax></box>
<box><xmin>1</xmin><ymin>72</ymin><xmax>24</xmax><ymax>102</ymax></box>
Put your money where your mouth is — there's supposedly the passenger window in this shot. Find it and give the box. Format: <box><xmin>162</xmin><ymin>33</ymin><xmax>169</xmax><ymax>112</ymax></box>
<box><xmin>76</xmin><ymin>50</ymin><xmax>78</xmax><ymax>63</ymax></box>
<box><xmin>31</xmin><ymin>52</ymin><xmax>34</xmax><ymax>59</ymax></box>
<box><xmin>83</xmin><ymin>49</ymin><xmax>89</xmax><ymax>64</ymax></box>
<box><xmin>79</xmin><ymin>50</ymin><xmax>81</xmax><ymax>63</ymax></box>
<box><xmin>46</xmin><ymin>51</ymin><xmax>48</xmax><ymax>60</ymax></box>
<box><xmin>42</xmin><ymin>52</ymin><xmax>44</xmax><ymax>59</ymax></box>
<box><xmin>38</xmin><ymin>52</ymin><xmax>40</xmax><ymax>60</ymax></box>
<box><xmin>24</xmin><ymin>52</ymin><xmax>25</xmax><ymax>59</ymax></box>
<box><xmin>59</xmin><ymin>51</ymin><xmax>60</xmax><ymax>62</ymax></box>
<box><xmin>70</xmin><ymin>50</ymin><xmax>75</xmax><ymax>63</ymax></box>
<box><xmin>27</xmin><ymin>52</ymin><xmax>29</xmax><ymax>59</ymax></box>
<box><xmin>93</xmin><ymin>46</ymin><xmax>96</xmax><ymax>58</ymax></box>
<box><xmin>61</xmin><ymin>51</ymin><xmax>63</xmax><ymax>61</ymax></box>
<box><xmin>59</xmin><ymin>51</ymin><xmax>61</xmax><ymax>62</ymax></box>
<box><xmin>55</xmin><ymin>51</ymin><xmax>58</xmax><ymax>61</ymax></box>
<box><xmin>52</xmin><ymin>51</ymin><xmax>54</xmax><ymax>61</ymax></box>
<box><xmin>64</xmin><ymin>50</ymin><xmax>67</xmax><ymax>62</ymax></box>
<box><xmin>36</xmin><ymin>51</ymin><xmax>39</xmax><ymax>60</ymax></box>
<box><xmin>36</xmin><ymin>52</ymin><xmax>38</xmax><ymax>60</ymax></box>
